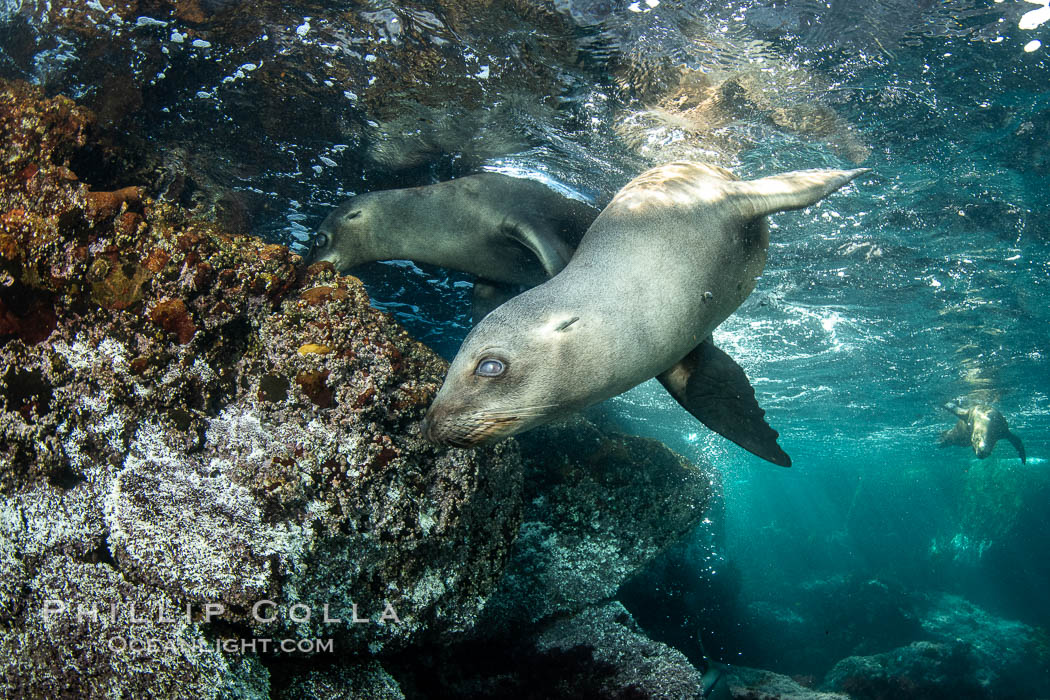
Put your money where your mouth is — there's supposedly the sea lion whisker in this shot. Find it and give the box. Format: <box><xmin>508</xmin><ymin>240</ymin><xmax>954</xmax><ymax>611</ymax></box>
<box><xmin>480</xmin><ymin>404</ymin><xmax>558</xmax><ymax>416</ymax></box>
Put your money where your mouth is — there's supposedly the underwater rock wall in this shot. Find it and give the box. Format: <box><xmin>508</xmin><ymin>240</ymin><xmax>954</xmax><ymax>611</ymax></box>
<box><xmin>0</xmin><ymin>78</ymin><xmax>526</xmax><ymax>694</ymax></box>
<box><xmin>480</xmin><ymin>417</ymin><xmax>717</xmax><ymax>630</ymax></box>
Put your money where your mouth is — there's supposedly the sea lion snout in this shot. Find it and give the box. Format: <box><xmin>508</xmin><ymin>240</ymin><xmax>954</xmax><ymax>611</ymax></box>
<box><xmin>973</xmin><ymin>436</ymin><xmax>992</xmax><ymax>458</ymax></box>
<box><xmin>421</xmin><ymin>401</ymin><xmax>477</xmax><ymax>447</ymax></box>
<box><xmin>422</xmin><ymin>396</ymin><xmax>523</xmax><ymax>447</ymax></box>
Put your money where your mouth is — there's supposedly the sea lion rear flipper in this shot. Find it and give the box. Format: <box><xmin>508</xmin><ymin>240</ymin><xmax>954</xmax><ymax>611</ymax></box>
<box><xmin>1006</xmin><ymin>431</ymin><xmax>1026</xmax><ymax>464</ymax></box>
<box><xmin>728</xmin><ymin>168</ymin><xmax>870</xmax><ymax>219</ymax></box>
<box><xmin>471</xmin><ymin>280</ymin><xmax>522</xmax><ymax>324</ymax></box>
<box><xmin>657</xmin><ymin>339</ymin><xmax>791</xmax><ymax>467</ymax></box>
<box><xmin>501</xmin><ymin>219</ymin><xmax>573</xmax><ymax>278</ymax></box>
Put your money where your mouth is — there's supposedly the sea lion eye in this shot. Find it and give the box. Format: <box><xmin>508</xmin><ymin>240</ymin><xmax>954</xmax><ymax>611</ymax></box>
<box><xmin>475</xmin><ymin>358</ymin><xmax>505</xmax><ymax>377</ymax></box>
<box><xmin>314</xmin><ymin>232</ymin><xmax>329</xmax><ymax>249</ymax></box>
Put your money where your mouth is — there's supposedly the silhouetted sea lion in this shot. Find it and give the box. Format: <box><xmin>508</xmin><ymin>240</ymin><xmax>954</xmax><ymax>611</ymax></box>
<box><xmin>422</xmin><ymin>161</ymin><xmax>869</xmax><ymax>466</ymax></box>
<box><xmin>939</xmin><ymin>402</ymin><xmax>1026</xmax><ymax>464</ymax></box>
<box><xmin>311</xmin><ymin>173</ymin><xmax>597</xmax><ymax>320</ymax></box>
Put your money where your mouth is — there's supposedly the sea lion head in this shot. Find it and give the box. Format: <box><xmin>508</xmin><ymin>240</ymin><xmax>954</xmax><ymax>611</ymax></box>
<box><xmin>310</xmin><ymin>193</ymin><xmax>384</xmax><ymax>271</ymax></box>
<box><xmin>969</xmin><ymin>405</ymin><xmax>1005</xmax><ymax>458</ymax></box>
<box><xmin>422</xmin><ymin>293</ymin><xmax>590</xmax><ymax>447</ymax></box>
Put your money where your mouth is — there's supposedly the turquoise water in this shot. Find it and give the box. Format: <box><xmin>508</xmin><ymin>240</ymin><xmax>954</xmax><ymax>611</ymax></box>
<box><xmin>4</xmin><ymin>0</ymin><xmax>1049</xmax><ymax>694</ymax></box>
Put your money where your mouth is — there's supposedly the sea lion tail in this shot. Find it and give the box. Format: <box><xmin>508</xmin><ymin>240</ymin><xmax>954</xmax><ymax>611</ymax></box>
<box><xmin>730</xmin><ymin>168</ymin><xmax>871</xmax><ymax>219</ymax></box>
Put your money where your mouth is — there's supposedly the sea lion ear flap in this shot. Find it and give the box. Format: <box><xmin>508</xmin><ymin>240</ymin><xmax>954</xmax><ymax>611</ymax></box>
<box><xmin>729</xmin><ymin>168</ymin><xmax>871</xmax><ymax>219</ymax></box>
<box><xmin>1006</xmin><ymin>431</ymin><xmax>1027</xmax><ymax>464</ymax></box>
<box><xmin>657</xmin><ymin>339</ymin><xmax>792</xmax><ymax>467</ymax></box>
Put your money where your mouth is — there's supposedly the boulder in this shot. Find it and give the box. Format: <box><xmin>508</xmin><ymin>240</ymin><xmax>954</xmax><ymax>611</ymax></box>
<box><xmin>478</xmin><ymin>417</ymin><xmax>717</xmax><ymax>631</ymax></box>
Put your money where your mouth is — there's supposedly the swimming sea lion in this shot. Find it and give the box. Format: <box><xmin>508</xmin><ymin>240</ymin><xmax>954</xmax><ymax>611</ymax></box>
<box><xmin>939</xmin><ymin>402</ymin><xmax>1026</xmax><ymax>463</ymax></box>
<box><xmin>310</xmin><ymin>173</ymin><xmax>597</xmax><ymax>319</ymax></box>
<box><xmin>422</xmin><ymin>161</ymin><xmax>869</xmax><ymax>466</ymax></box>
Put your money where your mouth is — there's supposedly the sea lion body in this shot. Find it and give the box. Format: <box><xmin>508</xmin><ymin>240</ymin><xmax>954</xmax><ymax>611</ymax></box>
<box><xmin>422</xmin><ymin>161</ymin><xmax>869</xmax><ymax>465</ymax></box>
<box><xmin>940</xmin><ymin>403</ymin><xmax>1026</xmax><ymax>463</ymax></box>
<box><xmin>311</xmin><ymin>173</ymin><xmax>596</xmax><ymax>288</ymax></box>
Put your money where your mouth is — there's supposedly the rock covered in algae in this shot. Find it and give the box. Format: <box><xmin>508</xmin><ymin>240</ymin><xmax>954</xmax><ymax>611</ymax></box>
<box><xmin>479</xmin><ymin>416</ymin><xmax>717</xmax><ymax>630</ymax></box>
<box><xmin>725</xmin><ymin>666</ymin><xmax>850</xmax><ymax>700</ymax></box>
<box><xmin>820</xmin><ymin>641</ymin><xmax>985</xmax><ymax>700</ymax></box>
<box><xmin>534</xmin><ymin>602</ymin><xmax>706</xmax><ymax>698</ymax></box>
<box><xmin>0</xmin><ymin>79</ymin><xmax>523</xmax><ymax>696</ymax></box>
<box><xmin>275</xmin><ymin>660</ymin><xmax>405</xmax><ymax>700</ymax></box>
<box><xmin>405</xmin><ymin>601</ymin><xmax>707</xmax><ymax>699</ymax></box>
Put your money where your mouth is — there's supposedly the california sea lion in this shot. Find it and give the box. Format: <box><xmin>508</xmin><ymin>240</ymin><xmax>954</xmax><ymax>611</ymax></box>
<box><xmin>310</xmin><ymin>173</ymin><xmax>597</xmax><ymax>319</ymax></box>
<box><xmin>422</xmin><ymin>161</ymin><xmax>869</xmax><ymax>466</ymax></box>
<box><xmin>939</xmin><ymin>402</ymin><xmax>1026</xmax><ymax>463</ymax></box>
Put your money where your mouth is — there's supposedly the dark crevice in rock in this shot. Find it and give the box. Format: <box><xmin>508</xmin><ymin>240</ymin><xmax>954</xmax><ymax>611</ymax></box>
<box><xmin>385</xmin><ymin>637</ymin><xmax>638</xmax><ymax>700</ymax></box>
<box><xmin>47</xmin><ymin>463</ymin><xmax>84</xmax><ymax>490</ymax></box>
<box><xmin>81</xmin><ymin>534</ymin><xmax>119</xmax><ymax>570</ymax></box>
<box><xmin>0</xmin><ymin>283</ymin><xmax>59</xmax><ymax>347</ymax></box>
<box><xmin>198</xmin><ymin>317</ymin><xmax>255</xmax><ymax>417</ymax></box>
<box><xmin>258</xmin><ymin>374</ymin><xmax>290</xmax><ymax>402</ymax></box>
<box><xmin>1</xmin><ymin>367</ymin><xmax>53</xmax><ymax>419</ymax></box>
<box><xmin>263</xmin><ymin>651</ymin><xmax>360</xmax><ymax>697</ymax></box>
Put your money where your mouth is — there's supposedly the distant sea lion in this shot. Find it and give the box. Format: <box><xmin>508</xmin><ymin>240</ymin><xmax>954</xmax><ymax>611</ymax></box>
<box><xmin>939</xmin><ymin>402</ymin><xmax>1026</xmax><ymax>464</ymax></box>
<box><xmin>422</xmin><ymin>161</ymin><xmax>869</xmax><ymax>466</ymax></box>
<box><xmin>310</xmin><ymin>173</ymin><xmax>597</xmax><ymax>320</ymax></box>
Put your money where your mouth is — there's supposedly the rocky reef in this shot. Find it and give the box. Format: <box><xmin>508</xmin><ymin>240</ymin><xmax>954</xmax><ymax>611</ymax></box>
<box><xmin>0</xmin><ymin>78</ymin><xmax>725</xmax><ymax>697</ymax></box>
<box><xmin>738</xmin><ymin>574</ymin><xmax>1050</xmax><ymax>700</ymax></box>
<box><xmin>0</xmin><ymin>77</ymin><xmax>529</xmax><ymax>694</ymax></box>
<box><xmin>479</xmin><ymin>417</ymin><xmax>717</xmax><ymax>631</ymax></box>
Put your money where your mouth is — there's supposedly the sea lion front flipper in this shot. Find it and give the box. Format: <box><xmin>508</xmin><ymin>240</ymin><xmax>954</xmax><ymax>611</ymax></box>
<box><xmin>657</xmin><ymin>338</ymin><xmax>791</xmax><ymax>467</ymax></box>
<box><xmin>471</xmin><ymin>280</ymin><xmax>522</xmax><ymax>324</ymax></box>
<box><xmin>943</xmin><ymin>401</ymin><xmax>969</xmax><ymax>420</ymax></box>
<box><xmin>1006</xmin><ymin>431</ymin><xmax>1027</xmax><ymax>464</ymax></box>
<box><xmin>501</xmin><ymin>219</ymin><xmax>574</xmax><ymax>278</ymax></box>
<box><xmin>939</xmin><ymin>421</ymin><xmax>969</xmax><ymax>447</ymax></box>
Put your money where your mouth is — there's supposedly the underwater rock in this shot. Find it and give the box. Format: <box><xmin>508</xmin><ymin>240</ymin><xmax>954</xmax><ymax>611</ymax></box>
<box><xmin>533</xmin><ymin>602</ymin><xmax>705</xmax><ymax>699</ymax></box>
<box><xmin>274</xmin><ymin>659</ymin><xmax>405</xmax><ymax>700</ymax></box>
<box><xmin>0</xmin><ymin>552</ymin><xmax>270</xmax><ymax>698</ymax></box>
<box><xmin>724</xmin><ymin>666</ymin><xmax>850</xmax><ymax>700</ymax></box>
<box><xmin>926</xmin><ymin>459</ymin><xmax>1050</xmax><ymax>625</ymax></box>
<box><xmin>406</xmin><ymin>601</ymin><xmax>707</xmax><ymax>699</ymax></box>
<box><xmin>477</xmin><ymin>416</ymin><xmax>717</xmax><ymax>631</ymax></box>
<box><xmin>738</xmin><ymin>575</ymin><xmax>922</xmax><ymax>677</ymax></box>
<box><xmin>617</xmin><ymin>521</ymin><xmax>745</xmax><ymax>669</ymax></box>
<box><xmin>0</xmin><ymin>78</ymin><xmax>525</xmax><ymax>694</ymax></box>
<box><xmin>918</xmin><ymin>592</ymin><xmax>1050</xmax><ymax>698</ymax></box>
<box><xmin>820</xmin><ymin>641</ymin><xmax>986</xmax><ymax>700</ymax></box>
